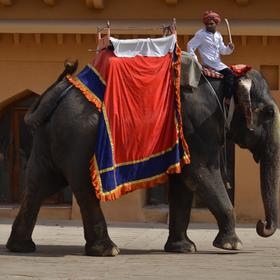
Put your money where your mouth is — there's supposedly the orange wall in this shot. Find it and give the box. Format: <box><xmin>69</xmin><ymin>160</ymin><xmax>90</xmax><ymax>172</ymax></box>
<box><xmin>1</xmin><ymin>33</ymin><xmax>279</xmax><ymax>102</ymax></box>
<box><xmin>1</xmin><ymin>0</ymin><xmax>280</xmax><ymax>20</ymax></box>
<box><xmin>0</xmin><ymin>34</ymin><xmax>96</xmax><ymax>101</ymax></box>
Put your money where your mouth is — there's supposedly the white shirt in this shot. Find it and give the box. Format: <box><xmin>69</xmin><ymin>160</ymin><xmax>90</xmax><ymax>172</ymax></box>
<box><xmin>187</xmin><ymin>29</ymin><xmax>233</xmax><ymax>71</ymax></box>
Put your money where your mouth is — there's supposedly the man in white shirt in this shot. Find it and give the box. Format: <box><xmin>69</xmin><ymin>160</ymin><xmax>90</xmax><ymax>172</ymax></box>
<box><xmin>187</xmin><ymin>11</ymin><xmax>235</xmax><ymax>106</ymax></box>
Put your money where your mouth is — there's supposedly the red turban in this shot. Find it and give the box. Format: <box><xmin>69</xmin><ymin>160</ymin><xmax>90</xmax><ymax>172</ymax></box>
<box><xmin>202</xmin><ymin>11</ymin><xmax>221</xmax><ymax>25</ymax></box>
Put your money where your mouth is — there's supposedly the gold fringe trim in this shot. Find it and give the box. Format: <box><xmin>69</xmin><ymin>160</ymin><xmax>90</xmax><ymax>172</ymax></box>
<box><xmin>90</xmin><ymin>152</ymin><xmax>168</xmax><ymax>201</ymax></box>
<box><xmin>99</xmin><ymin>140</ymin><xmax>180</xmax><ymax>174</ymax></box>
<box><xmin>173</xmin><ymin>45</ymin><xmax>191</xmax><ymax>163</ymax></box>
<box><xmin>90</xmin><ymin>153</ymin><xmax>190</xmax><ymax>202</ymax></box>
<box><xmin>88</xmin><ymin>47</ymin><xmax>191</xmax><ymax>201</ymax></box>
<box><xmin>67</xmin><ymin>75</ymin><xmax>102</xmax><ymax>112</ymax></box>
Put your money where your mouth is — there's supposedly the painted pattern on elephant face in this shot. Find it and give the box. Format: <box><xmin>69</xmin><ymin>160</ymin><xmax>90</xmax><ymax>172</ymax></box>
<box><xmin>238</xmin><ymin>78</ymin><xmax>252</xmax><ymax>92</ymax></box>
<box><xmin>230</xmin><ymin>71</ymin><xmax>271</xmax><ymax>151</ymax></box>
<box><xmin>236</xmin><ymin>78</ymin><xmax>253</xmax><ymax>130</ymax></box>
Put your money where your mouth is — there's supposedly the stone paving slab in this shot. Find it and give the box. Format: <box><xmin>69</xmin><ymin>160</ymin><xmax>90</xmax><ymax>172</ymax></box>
<box><xmin>0</xmin><ymin>220</ymin><xmax>280</xmax><ymax>280</ymax></box>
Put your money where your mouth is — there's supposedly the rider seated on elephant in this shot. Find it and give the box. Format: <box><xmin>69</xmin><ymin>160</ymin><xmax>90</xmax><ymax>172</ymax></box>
<box><xmin>187</xmin><ymin>11</ymin><xmax>235</xmax><ymax>108</ymax></box>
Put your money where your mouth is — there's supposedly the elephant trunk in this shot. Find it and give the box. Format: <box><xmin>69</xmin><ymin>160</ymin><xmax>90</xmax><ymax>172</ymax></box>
<box><xmin>256</xmin><ymin>106</ymin><xmax>280</xmax><ymax>237</ymax></box>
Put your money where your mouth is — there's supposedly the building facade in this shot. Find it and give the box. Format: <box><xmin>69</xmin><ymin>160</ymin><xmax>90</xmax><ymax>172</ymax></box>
<box><xmin>0</xmin><ymin>0</ymin><xmax>280</xmax><ymax>223</ymax></box>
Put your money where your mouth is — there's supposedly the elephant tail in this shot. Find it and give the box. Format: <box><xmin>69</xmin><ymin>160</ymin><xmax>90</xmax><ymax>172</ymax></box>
<box><xmin>55</xmin><ymin>59</ymin><xmax>78</xmax><ymax>83</ymax></box>
<box><xmin>24</xmin><ymin>59</ymin><xmax>78</xmax><ymax>129</ymax></box>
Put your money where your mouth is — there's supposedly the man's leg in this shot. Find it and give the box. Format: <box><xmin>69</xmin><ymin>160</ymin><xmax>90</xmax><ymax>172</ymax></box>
<box><xmin>219</xmin><ymin>67</ymin><xmax>235</xmax><ymax>106</ymax></box>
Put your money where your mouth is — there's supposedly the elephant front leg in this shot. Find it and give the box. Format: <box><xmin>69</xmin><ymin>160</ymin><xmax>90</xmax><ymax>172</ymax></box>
<box><xmin>73</xmin><ymin>187</ymin><xmax>119</xmax><ymax>257</ymax></box>
<box><xmin>194</xmin><ymin>166</ymin><xmax>243</xmax><ymax>250</ymax></box>
<box><xmin>164</xmin><ymin>174</ymin><xmax>197</xmax><ymax>253</ymax></box>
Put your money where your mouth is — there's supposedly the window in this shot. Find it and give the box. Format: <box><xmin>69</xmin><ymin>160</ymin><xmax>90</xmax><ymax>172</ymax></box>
<box><xmin>260</xmin><ymin>65</ymin><xmax>279</xmax><ymax>91</ymax></box>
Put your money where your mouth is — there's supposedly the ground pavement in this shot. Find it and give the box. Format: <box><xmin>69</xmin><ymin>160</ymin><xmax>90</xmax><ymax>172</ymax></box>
<box><xmin>0</xmin><ymin>219</ymin><xmax>280</xmax><ymax>280</ymax></box>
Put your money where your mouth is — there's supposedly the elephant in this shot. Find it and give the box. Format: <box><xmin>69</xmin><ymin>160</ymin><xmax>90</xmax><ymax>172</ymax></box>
<box><xmin>165</xmin><ymin>68</ymin><xmax>280</xmax><ymax>253</ymax></box>
<box><xmin>6</xmin><ymin>57</ymin><xmax>280</xmax><ymax>256</ymax></box>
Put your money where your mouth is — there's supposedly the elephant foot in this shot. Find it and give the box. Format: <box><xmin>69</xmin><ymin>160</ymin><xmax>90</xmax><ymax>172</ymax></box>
<box><xmin>164</xmin><ymin>237</ymin><xmax>197</xmax><ymax>253</ymax></box>
<box><xmin>213</xmin><ymin>232</ymin><xmax>243</xmax><ymax>250</ymax></box>
<box><xmin>6</xmin><ymin>238</ymin><xmax>36</xmax><ymax>253</ymax></box>
<box><xmin>85</xmin><ymin>239</ymin><xmax>120</xmax><ymax>257</ymax></box>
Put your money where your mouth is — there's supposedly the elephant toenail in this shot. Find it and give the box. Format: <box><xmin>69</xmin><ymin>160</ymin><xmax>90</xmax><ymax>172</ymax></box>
<box><xmin>111</xmin><ymin>248</ymin><xmax>119</xmax><ymax>256</ymax></box>
<box><xmin>223</xmin><ymin>243</ymin><xmax>232</xmax><ymax>249</ymax></box>
<box><xmin>235</xmin><ymin>243</ymin><xmax>243</xmax><ymax>250</ymax></box>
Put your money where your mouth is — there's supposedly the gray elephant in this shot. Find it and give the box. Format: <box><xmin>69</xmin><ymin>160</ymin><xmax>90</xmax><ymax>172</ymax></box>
<box><xmin>6</xmin><ymin>58</ymin><xmax>280</xmax><ymax>256</ymax></box>
<box><xmin>165</xmin><ymin>67</ymin><xmax>280</xmax><ymax>253</ymax></box>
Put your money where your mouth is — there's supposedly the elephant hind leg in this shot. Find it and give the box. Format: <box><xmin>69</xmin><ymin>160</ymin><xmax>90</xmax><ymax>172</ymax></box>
<box><xmin>6</xmin><ymin>158</ymin><xmax>67</xmax><ymax>253</ymax></box>
<box><xmin>164</xmin><ymin>174</ymin><xmax>197</xmax><ymax>253</ymax></box>
<box><xmin>71</xmin><ymin>181</ymin><xmax>119</xmax><ymax>257</ymax></box>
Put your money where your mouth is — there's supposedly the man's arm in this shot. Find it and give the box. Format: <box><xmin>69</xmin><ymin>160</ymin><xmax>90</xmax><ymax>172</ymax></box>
<box><xmin>187</xmin><ymin>32</ymin><xmax>201</xmax><ymax>60</ymax></box>
<box><xmin>218</xmin><ymin>33</ymin><xmax>234</xmax><ymax>55</ymax></box>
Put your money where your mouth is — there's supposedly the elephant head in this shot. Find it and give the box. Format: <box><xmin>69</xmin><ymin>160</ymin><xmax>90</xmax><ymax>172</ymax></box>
<box><xmin>229</xmin><ymin>70</ymin><xmax>280</xmax><ymax>237</ymax></box>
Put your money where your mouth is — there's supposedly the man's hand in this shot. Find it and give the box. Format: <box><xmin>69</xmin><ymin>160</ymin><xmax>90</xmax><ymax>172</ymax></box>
<box><xmin>228</xmin><ymin>42</ymin><xmax>235</xmax><ymax>50</ymax></box>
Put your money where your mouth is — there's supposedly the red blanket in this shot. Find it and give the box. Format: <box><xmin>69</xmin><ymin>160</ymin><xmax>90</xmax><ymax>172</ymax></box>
<box><xmin>103</xmin><ymin>53</ymin><xmax>178</xmax><ymax>163</ymax></box>
<box><xmin>69</xmin><ymin>49</ymin><xmax>190</xmax><ymax>201</ymax></box>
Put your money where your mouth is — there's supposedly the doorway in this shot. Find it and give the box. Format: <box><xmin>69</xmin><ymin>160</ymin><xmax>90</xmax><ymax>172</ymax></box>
<box><xmin>0</xmin><ymin>90</ymin><xmax>71</xmax><ymax>204</ymax></box>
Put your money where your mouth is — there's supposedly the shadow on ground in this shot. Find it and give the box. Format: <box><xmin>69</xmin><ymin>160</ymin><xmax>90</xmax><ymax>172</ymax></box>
<box><xmin>0</xmin><ymin>244</ymin><xmax>255</xmax><ymax>257</ymax></box>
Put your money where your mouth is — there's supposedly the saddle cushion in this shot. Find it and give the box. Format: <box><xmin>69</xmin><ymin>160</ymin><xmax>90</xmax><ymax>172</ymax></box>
<box><xmin>230</xmin><ymin>64</ymin><xmax>252</xmax><ymax>77</ymax></box>
<box><xmin>202</xmin><ymin>66</ymin><xmax>224</xmax><ymax>79</ymax></box>
<box><xmin>202</xmin><ymin>64</ymin><xmax>252</xmax><ymax>79</ymax></box>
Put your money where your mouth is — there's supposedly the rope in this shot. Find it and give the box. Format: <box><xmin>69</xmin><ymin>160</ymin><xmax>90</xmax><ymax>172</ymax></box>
<box><xmin>201</xmin><ymin>72</ymin><xmax>232</xmax><ymax>189</ymax></box>
<box><xmin>223</xmin><ymin>100</ymin><xmax>232</xmax><ymax>190</ymax></box>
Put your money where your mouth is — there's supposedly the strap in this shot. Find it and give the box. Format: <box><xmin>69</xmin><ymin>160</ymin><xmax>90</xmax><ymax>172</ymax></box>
<box><xmin>222</xmin><ymin>98</ymin><xmax>235</xmax><ymax>190</ymax></box>
<box><xmin>201</xmin><ymin>73</ymin><xmax>233</xmax><ymax>189</ymax></box>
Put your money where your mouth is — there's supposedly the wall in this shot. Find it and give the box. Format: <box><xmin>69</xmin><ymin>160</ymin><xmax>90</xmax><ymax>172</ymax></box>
<box><xmin>0</xmin><ymin>33</ymin><xmax>96</xmax><ymax>102</ymax></box>
<box><xmin>1</xmin><ymin>0</ymin><xmax>280</xmax><ymax>20</ymax></box>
